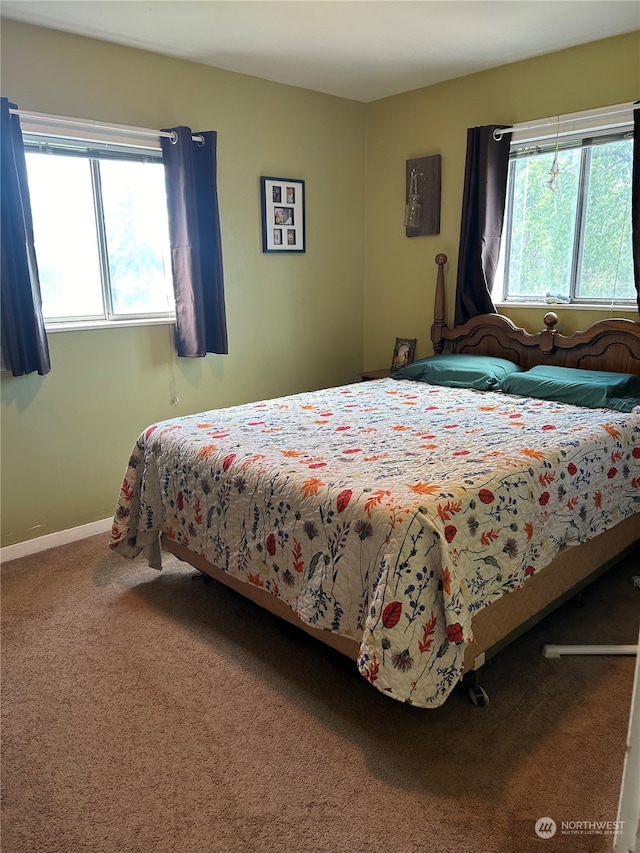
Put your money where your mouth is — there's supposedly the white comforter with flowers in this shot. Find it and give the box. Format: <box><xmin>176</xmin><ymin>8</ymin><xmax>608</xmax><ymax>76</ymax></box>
<box><xmin>110</xmin><ymin>379</ymin><xmax>640</xmax><ymax>707</ymax></box>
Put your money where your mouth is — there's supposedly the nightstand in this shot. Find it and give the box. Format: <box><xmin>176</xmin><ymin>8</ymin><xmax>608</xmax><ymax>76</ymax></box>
<box><xmin>357</xmin><ymin>369</ymin><xmax>391</xmax><ymax>381</ymax></box>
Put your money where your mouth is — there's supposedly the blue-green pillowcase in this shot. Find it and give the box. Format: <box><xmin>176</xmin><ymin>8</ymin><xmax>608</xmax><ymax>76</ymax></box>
<box><xmin>499</xmin><ymin>365</ymin><xmax>640</xmax><ymax>411</ymax></box>
<box><xmin>392</xmin><ymin>354</ymin><xmax>522</xmax><ymax>390</ymax></box>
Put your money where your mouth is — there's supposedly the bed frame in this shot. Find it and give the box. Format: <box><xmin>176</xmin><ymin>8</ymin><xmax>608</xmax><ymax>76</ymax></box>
<box><xmin>163</xmin><ymin>253</ymin><xmax>640</xmax><ymax>705</ymax></box>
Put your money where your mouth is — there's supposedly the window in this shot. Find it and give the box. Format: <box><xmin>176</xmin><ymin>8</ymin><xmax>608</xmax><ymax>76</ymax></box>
<box><xmin>495</xmin><ymin>113</ymin><xmax>634</xmax><ymax>307</ymax></box>
<box><xmin>24</xmin><ymin>134</ymin><xmax>175</xmax><ymax>326</ymax></box>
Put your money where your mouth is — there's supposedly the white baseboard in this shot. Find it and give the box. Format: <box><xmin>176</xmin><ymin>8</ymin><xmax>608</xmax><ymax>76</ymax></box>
<box><xmin>0</xmin><ymin>517</ymin><xmax>113</xmax><ymax>563</ymax></box>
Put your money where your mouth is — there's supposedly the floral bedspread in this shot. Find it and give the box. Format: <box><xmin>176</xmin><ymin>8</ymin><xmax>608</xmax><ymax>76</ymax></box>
<box><xmin>110</xmin><ymin>378</ymin><xmax>640</xmax><ymax>707</ymax></box>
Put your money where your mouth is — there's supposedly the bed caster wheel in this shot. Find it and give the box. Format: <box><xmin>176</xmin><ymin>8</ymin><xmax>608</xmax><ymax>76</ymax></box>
<box><xmin>469</xmin><ymin>685</ymin><xmax>489</xmax><ymax>707</ymax></box>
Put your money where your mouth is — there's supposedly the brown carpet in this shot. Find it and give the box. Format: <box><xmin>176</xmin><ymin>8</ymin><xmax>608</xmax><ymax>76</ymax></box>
<box><xmin>1</xmin><ymin>534</ymin><xmax>638</xmax><ymax>853</ymax></box>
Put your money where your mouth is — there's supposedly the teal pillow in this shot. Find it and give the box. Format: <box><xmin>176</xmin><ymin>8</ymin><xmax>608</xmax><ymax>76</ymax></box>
<box><xmin>608</xmin><ymin>398</ymin><xmax>640</xmax><ymax>413</ymax></box>
<box><xmin>392</xmin><ymin>354</ymin><xmax>522</xmax><ymax>390</ymax></box>
<box><xmin>500</xmin><ymin>365</ymin><xmax>640</xmax><ymax>410</ymax></box>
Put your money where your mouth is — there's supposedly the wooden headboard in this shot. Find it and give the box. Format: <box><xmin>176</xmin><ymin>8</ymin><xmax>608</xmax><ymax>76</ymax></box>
<box><xmin>430</xmin><ymin>253</ymin><xmax>640</xmax><ymax>376</ymax></box>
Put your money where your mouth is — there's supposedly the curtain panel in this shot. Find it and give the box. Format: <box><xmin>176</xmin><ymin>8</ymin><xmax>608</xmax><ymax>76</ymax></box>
<box><xmin>632</xmin><ymin>102</ymin><xmax>640</xmax><ymax>314</ymax></box>
<box><xmin>0</xmin><ymin>98</ymin><xmax>51</xmax><ymax>377</ymax></box>
<box><xmin>454</xmin><ymin>125</ymin><xmax>511</xmax><ymax>326</ymax></box>
<box><xmin>160</xmin><ymin>127</ymin><xmax>228</xmax><ymax>358</ymax></box>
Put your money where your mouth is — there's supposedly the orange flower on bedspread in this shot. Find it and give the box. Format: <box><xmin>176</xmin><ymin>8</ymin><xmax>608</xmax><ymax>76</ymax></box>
<box><xmin>441</xmin><ymin>569</ymin><xmax>451</xmax><ymax>596</ymax></box>
<box><xmin>198</xmin><ymin>444</ymin><xmax>218</xmax><ymax>459</ymax></box>
<box><xmin>361</xmin><ymin>655</ymin><xmax>380</xmax><ymax>684</ymax></box>
<box><xmin>364</xmin><ymin>490</ymin><xmax>391</xmax><ymax>516</ymax></box>
<box><xmin>419</xmin><ymin>612</ymin><xmax>438</xmax><ymax>654</ymax></box>
<box><xmin>301</xmin><ymin>477</ymin><xmax>324</xmax><ymax>498</ymax></box>
<box><xmin>520</xmin><ymin>448</ymin><xmax>546</xmax><ymax>459</ymax></box>
<box><xmin>437</xmin><ymin>500</ymin><xmax>462</xmax><ymax>522</ymax></box>
<box><xmin>408</xmin><ymin>483</ymin><xmax>440</xmax><ymax>496</ymax></box>
<box><xmin>292</xmin><ymin>539</ymin><xmax>304</xmax><ymax>573</ymax></box>
<box><xmin>480</xmin><ymin>528</ymin><xmax>499</xmax><ymax>546</ymax></box>
<box><xmin>241</xmin><ymin>454</ymin><xmax>266</xmax><ymax>471</ymax></box>
<box><xmin>120</xmin><ymin>479</ymin><xmax>134</xmax><ymax>503</ymax></box>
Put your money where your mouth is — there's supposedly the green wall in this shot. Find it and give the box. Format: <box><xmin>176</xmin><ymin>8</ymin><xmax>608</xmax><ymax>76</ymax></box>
<box><xmin>0</xmin><ymin>20</ymin><xmax>367</xmax><ymax>547</ymax></box>
<box><xmin>364</xmin><ymin>31</ymin><xmax>640</xmax><ymax>370</ymax></box>
<box><xmin>1</xmin><ymin>21</ymin><xmax>639</xmax><ymax>548</ymax></box>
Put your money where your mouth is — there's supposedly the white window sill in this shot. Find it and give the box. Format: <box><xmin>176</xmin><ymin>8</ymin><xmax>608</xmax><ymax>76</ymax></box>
<box><xmin>45</xmin><ymin>317</ymin><xmax>176</xmax><ymax>333</ymax></box>
<box><xmin>495</xmin><ymin>301</ymin><xmax>637</xmax><ymax>312</ymax></box>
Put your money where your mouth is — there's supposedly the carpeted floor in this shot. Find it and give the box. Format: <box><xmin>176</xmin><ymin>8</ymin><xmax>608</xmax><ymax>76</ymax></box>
<box><xmin>1</xmin><ymin>534</ymin><xmax>638</xmax><ymax>853</ymax></box>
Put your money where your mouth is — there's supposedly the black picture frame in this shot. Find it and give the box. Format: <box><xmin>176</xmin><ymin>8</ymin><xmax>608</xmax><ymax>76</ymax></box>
<box><xmin>390</xmin><ymin>337</ymin><xmax>417</xmax><ymax>371</ymax></box>
<box><xmin>260</xmin><ymin>176</ymin><xmax>306</xmax><ymax>253</ymax></box>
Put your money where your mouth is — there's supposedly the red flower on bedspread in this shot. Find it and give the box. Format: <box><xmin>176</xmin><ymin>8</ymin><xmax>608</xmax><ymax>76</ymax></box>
<box><xmin>446</xmin><ymin>623</ymin><xmax>464</xmax><ymax>644</ymax></box>
<box><xmin>444</xmin><ymin>525</ymin><xmax>457</xmax><ymax>543</ymax></box>
<box><xmin>382</xmin><ymin>601</ymin><xmax>402</xmax><ymax>629</ymax></box>
<box><xmin>336</xmin><ymin>489</ymin><xmax>353</xmax><ymax>513</ymax></box>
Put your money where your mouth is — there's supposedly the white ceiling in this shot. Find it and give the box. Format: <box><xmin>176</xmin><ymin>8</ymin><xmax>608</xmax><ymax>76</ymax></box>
<box><xmin>2</xmin><ymin>0</ymin><xmax>639</xmax><ymax>102</ymax></box>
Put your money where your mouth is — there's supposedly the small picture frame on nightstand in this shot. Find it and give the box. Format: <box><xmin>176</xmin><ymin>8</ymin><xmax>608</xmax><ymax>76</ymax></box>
<box><xmin>390</xmin><ymin>337</ymin><xmax>416</xmax><ymax>371</ymax></box>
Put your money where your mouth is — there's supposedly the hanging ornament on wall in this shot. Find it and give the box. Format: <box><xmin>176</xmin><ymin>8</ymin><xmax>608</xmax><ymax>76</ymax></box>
<box><xmin>404</xmin><ymin>168</ymin><xmax>423</xmax><ymax>230</ymax></box>
<box><xmin>545</xmin><ymin>116</ymin><xmax>561</xmax><ymax>191</ymax></box>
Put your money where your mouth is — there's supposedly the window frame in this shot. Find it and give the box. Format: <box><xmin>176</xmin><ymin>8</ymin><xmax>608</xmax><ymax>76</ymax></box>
<box><xmin>23</xmin><ymin>132</ymin><xmax>176</xmax><ymax>330</ymax></box>
<box><xmin>495</xmin><ymin>115</ymin><xmax>635</xmax><ymax>310</ymax></box>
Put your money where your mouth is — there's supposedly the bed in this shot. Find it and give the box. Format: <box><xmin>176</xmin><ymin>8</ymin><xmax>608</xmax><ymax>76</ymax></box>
<box><xmin>109</xmin><ymin>254</ymin><xmax>640</xmax><ymax>708</ymax></box>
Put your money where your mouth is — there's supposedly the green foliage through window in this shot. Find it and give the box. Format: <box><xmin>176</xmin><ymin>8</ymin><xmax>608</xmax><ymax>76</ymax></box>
<box><xmin>497</xmin><ymin>131</ymin><xmax>634</xmax><ymax>305</ymax></box>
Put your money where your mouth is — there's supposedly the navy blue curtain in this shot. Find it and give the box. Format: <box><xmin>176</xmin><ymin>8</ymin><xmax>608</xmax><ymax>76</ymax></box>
<box><xmin>0</xmin><ymin>97</ymin><xmax>51</xmax><ymax>376</ymax></box>
<box><xmin>454</xmin><ymin>125</ymin><xmax>511</xmax><ymax>326</ymax></box>
<box><xmin>160</xmin><ymin>127</ymin><xmax>228</xmax><ymax>357</ymax></box>
<box><xmin>632</xmin><ymin>102</ymin><xmax>640</xmax><ymax>314</ymax></box>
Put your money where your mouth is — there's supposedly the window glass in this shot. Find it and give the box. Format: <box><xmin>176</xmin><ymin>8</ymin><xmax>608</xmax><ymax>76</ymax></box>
<box><xmin>26</xmin><ymin>152</ymin><xmax>104</xmax><ymax>319</ymax></box>
<box><xmin>24</xmin><ymin>141</ymin><xmax>175</xmax><ymax>325</ymax></box>
<box><xmin>578</xmin><ymin>139</ymin><xmax>634</xmax><ymax>301</ymax></box>
<box><xmin>497</xmin><ymin>131</ymin><xmax>634</xmax><ymax>306</ymax></box>
<box><xmin>505</xmin><ymin>146</ymin><xmax>580</xmax><ymax>301</ymax></box>
<box><xmin>100</xmin><ymin>159</ymin><xmax>173</xmax><ymax>316</ymax></box>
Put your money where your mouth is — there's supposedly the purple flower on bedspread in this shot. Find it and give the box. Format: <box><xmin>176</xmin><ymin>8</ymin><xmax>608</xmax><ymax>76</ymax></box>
<box><xmin>355</xmin><ymin>519</ymin><xmax>373</xmax><ymax>540</ymax></box>
<box><xmin>502</xmin><ymin>538</ymin><xmax>518</xmax><ymax>558</ymax></box>
<box><xmin>391</xmin><ymin>649</ymin><xmax>414</xmax><ymax>672</ymax></box>
<box><xmin>303</xmin><ymin>520</ymin><xmax>319</xmax><ymax>540</ymax></box>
